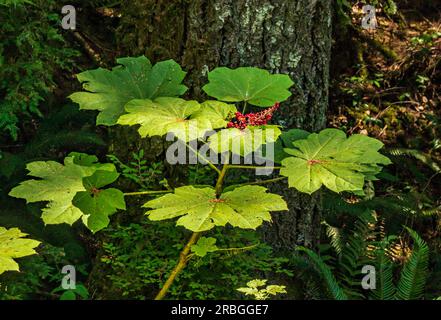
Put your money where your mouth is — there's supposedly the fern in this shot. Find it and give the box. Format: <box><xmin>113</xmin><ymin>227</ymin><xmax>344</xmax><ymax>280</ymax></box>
<box><xmin>337</xmin><ymin>213</ymin><xmax>376</xmax><ymax>298</ymax></box>
<box><xmin>369</xmin><ymin>193</ymin><xmax>440</xmax><ymax>218</ymax></box>
<box><xmin>297</xmin><ymin>246</ymin><xmax>348</xmax><ymax>300</ymax></box>
<box><xmin>387</xmin><ymin>148</ymin><xmax>440</xmax><ymax>173</ymax></box>
<box><xmin>0</xmin><ymin>105</ymin><xmax>105</xmax><ymax>183</ymax></box>
<box><xmin>395</xmin><ymin>227</ymin><xmax>429</xmax><ymax>300</ymax></box>
<box><xmin>295</xmin><ymin>216</ymin><xmax>431</xmax><ymax>300</ymax></box>
<box><xmin>324</xmin><ymin>222</ymin><xmax>345</xmax><ymax>256</ymax></box>
<box><xmin>324</xmin><ymin>190</ymin><xmax>440</xmax><ymax>222</ymax></box>
<box><xmin>323</xmin><ymin>193</ymin><xmax>370</xmax><ymax>218</ymax></box>
<box><xmin>289</xmin><ymin>254</ymin><xmax>328</xmax><ymax>300</ymax></box>
<box><xmin>304</xmin><ymin>279</ymin><xmax>323</xmax><ymax>300</ymax></box>
<box><xmin>0</xmin><ymin>2</ymin><xmax>79</xmax><ymax>139</ymax></box>
<box><xmin>370</xmin><ymin>237</ymin><xmax>397</xmax><ymax>300</ymax></box>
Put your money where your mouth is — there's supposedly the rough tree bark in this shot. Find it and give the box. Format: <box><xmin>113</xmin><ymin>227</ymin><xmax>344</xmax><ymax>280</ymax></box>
<box><xmin>115</xmin><ymin>0</ymin><xmax>332</xmax><ymax>250</ymax></box>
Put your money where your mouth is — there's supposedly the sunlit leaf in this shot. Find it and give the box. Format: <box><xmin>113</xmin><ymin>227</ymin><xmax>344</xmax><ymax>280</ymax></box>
<box><xmin>208</xmin><ymin>125</ymin><xmax>281</xmax><ymax>156</ymax></box>
<box><xmin>192</xmin><ymin>100</ymin><xmax>237</xmax><ymax>129</ymax></box>
<box><xmin>9</xmin><ymin>153</ymin><xmax>125</xmax><ymax>232</ymax></box>
<box><xmin>143</xmin><ymin>185</ymin><xmax>287</xmax><ymax>232</ymax></box>
<box><xmin>280</xmin><ymin>129</ymin><xmax>391</xmax><ymax>194</ymax></box>
<box><xmin>69</xmin><ymin>56</ymin><xmax>187</xmax><ymax>125</ymax></box>
<box><xmin>237</xmin><ymin>279</ymin><xmax>287</xmax><ymax>300</ymax></box>
<box><xmin>0</xmin><ymin>227</ymin><xmax>40</xmax><ymax>275</ymax></box>
<box><xmin>9</xmin><ymin>157</ymin><xmax>96</xmax><ymax>225</ymax></box>
<box><xmin>191</xmin><ymin>237</ymin><xmax>218</xmax><ymax>257</ymax></box>
<box><xmin>117</xmin><ymin>98</ymin><xmax>236</xmax><ymax>141</ymax></box>
<box><xmin>273</xmin><ymin>128</ymin><xmax>311</xmax><ymax>163</ymax></box>
<box><xmin>74</xmin><ymin>188</ymin><xmax>126</xmax><ymax>233</ymax></box>
<box><xmin>203</xmin><ymin>67</ymin><xmax>293</xmax><ymax>106</ymax></box>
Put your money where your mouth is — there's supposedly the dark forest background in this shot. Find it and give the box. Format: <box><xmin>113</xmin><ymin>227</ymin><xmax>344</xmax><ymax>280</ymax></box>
<box><xmin>0</xmin><ymin>0</ymin><xmax>440</xmax><ymax>300</ymax></box>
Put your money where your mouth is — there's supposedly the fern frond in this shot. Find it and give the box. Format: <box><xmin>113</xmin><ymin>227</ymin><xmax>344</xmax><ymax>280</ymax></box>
<box><xmin>338</xmin><ymin>214</ymin><xmax>374</xmax><ymax>272</ymax></box>
<box><xmin>387</xmin><ymin>148</ymin><xmax>440</xmax><ymax>173</ymax></box>
<box><xmin>421</xmin><ymin>206</ymin><xmax>441</xmax><ymax>217</ymax></box>
<box><xmin>289</xmin><ymin>254</ymin><xmax>328</xmax><ymax>300</ymax></box>
<box><xmin>324</xmin><ymin>222</ymin><xmax>344</xmax><ymax>256</ymax></box>
<box><xmin>297</xmin><ymin>246</ymin><xmax>348</xmax><ymax>300</ymax></box>
<box><xmin>370</xmin><ymin>237</ymin><xmax>397</xmax><ymax>300</ymax></box>
<box><xmin>367</xmin><ymin>191</ymin><xmax>439</xmax><ymax>218</ymax></box>
<box><xmin>395</xmin><ymin>227</ymin><xmax>429</xmax><ymax>300</ymax></box>
<box><xmin>323</xmin><ymin>193</ymin><xmax>370</xmax><ymax>217</ymax></box>
<box><xmin>336</xmin><ymin>212</ymin><xmax>378</xmax><ymax>299</ymax></box>
<box><xmin>304</xmin><ymin>280</ymin><xmax>323</xmax><ymax>300</ymax></box>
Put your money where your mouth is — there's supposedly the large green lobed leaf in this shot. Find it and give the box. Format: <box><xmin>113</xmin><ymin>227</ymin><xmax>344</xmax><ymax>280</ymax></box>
<box><xmin>69</xmin><ymin>56</ymin><xmax>187</xmax><ymax>125</ymax></box>
<box><xmin>272</xmin><ymin>128</ymin><xmax>311</xmax><ymax>163</ymax></box>
<box><xmin>0</xmin><ymin>227</ymin><xmax>40</xmax><ymax>275</ymax></box>
<box><xmin>9</xmin><ymin>153</ymin><xmax>125</xmax><ymax>232</ymax></box>
<box><xmin>73</xmin><ymin>188</ymin><xmax>126</xmax><ymax>233</ymax></box>
<box><xmin>8</xmin><ymin>156</ymin><xmax>97</xmax><ymax>225</ymax></box>
<box><xmin>117</xmin><ymin>98</ymin><xmax>236</xmax><ymax>141</ymax></box>
<box><xmin>143</xmin><ymin>185</ymin><xmax>287</xmax><ymax>232</ymax></box>
<box><xmin>208</xmin><ymin>125</ymin><xmax>281</xmax><ymax>156</ymax></box>
<box><xmin>202</xmin><ymin>67</ymin><xmax>293</xmax><ymax>107</ymax></box>
<box><xmin>280</xmin><ymin>129</ymin><xmax>391</xmax><ymax>194</ymax></box>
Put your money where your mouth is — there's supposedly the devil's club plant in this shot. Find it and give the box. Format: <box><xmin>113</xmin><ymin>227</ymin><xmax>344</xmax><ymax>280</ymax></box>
<box><xmin>8</xmin><ymin>56</ymin><xmax>391</xmax><ymax>299</ymax></box>
<box><xmin>0</xmin><ymin>227</ymin><xmax>40</xmax><ymax>275</ymax></box>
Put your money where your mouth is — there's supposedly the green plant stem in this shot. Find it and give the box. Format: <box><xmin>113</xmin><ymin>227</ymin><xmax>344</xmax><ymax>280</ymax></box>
<box><xmin>187</xmin><ymin>243</ymin><xmax>259</xmax><ymax>260</ymax></box>
<box><xmin>124</xmin><ymin>190</ymin><xmax>172</xmax><ymax>196</ymax></box>
<box><xmin>230</xmin><ymin>176</ymin><xmax>287</xmax><ymax>188</ymax></box>
<box><xmin>154</xmin><ymin>232</ymin><xmax>201</xmax><ymax>300</ymax></box>
<box><xmin>227</xmin><ymin>165</ymin><xmax>282</xmax><ymax>170</ymax></box>
<box><xmin>154</xmin><ymin>159</ymin><xmax>230</xmax><ymax>300</ymax></box>
<box><xmin>215</xmin><ymin>243</ymin><xmax>259</xmax><ymax>252</ymax></box>
<box><xmin>242</xmin><ymin>101</ymin><xmax>248</xmax><ymax>114</ymax></box>
<box><xmin>215</xmin><ymin>163</ymin><xmax>229</xmax><ymax>196</ymax></box>
<box><xmin>187</xmin><ymin>142</ymin><xmax>221</xmax><ymax>174</ymax></box>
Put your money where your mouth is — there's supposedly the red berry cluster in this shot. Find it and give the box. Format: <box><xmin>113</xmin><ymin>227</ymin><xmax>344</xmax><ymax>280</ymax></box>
<box><xmin>227</xmin><ymin>102</ymin><xmax>280</xmax><ymax>130</ymax></box>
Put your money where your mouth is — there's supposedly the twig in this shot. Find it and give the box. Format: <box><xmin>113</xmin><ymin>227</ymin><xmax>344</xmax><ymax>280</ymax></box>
<box><xmin>72</xmin><ymin>31</ymin><xmax>104</xmax><ymax>67</ymax></box>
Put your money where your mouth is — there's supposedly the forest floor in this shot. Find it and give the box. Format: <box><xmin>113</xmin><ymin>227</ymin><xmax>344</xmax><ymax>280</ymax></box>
<box><xmin>329</xmin><ymin>5</ymin><xmax>441</xmax><ymax>265</ymax></box>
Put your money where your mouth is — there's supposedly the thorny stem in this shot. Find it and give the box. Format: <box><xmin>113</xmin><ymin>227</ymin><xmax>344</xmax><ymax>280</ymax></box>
<box><xmin>154</xmin><ymin>232</ymin><xmax>201</xmax><ymax>300</ymax></box>
<box><xmin>186</xmin><ymin>243</ymin><xmax>259</xmax><ymax>260</ymax></box>
<box><xmin>154</xmin><ymin>156</ymin><xmax>230</xmax><ymax>300</ymax></box>
<box><xmin>215</xmin><ymin>243</ymin><xmax>259</xmax><ymax>252</ymax></box>
<box><xmin>186</xmin><ymin>142</ymin><xmax>221</xmax><ymax>175</ymax></box>
<box><xmin>215</xmin><ymin>163</ymin><xmax>229</xmax><ymax>197</ymax></box>
<box><xmin>151</xmin><ymin>149</ymin><xmax>286</xmax><ymax>299</ymax></box>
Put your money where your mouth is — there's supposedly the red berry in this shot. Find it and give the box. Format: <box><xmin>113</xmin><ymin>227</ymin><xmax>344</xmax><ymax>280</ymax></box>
<box><xmin>226</xmin><ymin>102</ymin><xmax>280</xmax><ymax>129</ymax></box>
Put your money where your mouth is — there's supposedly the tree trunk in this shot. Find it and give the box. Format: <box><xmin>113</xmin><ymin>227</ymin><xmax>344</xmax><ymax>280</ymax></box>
<box><xmin>116</xmin><ymin>0</ymin><xmax>332</xmax><ymax>250</ymax></box>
